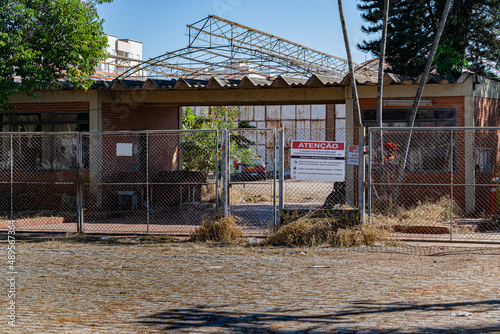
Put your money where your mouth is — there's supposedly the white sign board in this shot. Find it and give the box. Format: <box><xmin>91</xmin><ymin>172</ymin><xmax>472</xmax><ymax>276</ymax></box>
<box><xmin>291</xmin><ymin>140</ymin><xmax>345</xmax><ymax>182</ymax></box>
<box><xmin>116</xmin><ymin>143</ymin><xmax>133</xmax><ymax>156</ymax></box>
<box><xmin>347</xmin><ymin>145</ymin><xmax>369</xmax><ymax>165</ymax></box>
<box><xmin>347</xmin><ymin>145</ymin><xmax>359</xmax><ymax>165</ymax></box>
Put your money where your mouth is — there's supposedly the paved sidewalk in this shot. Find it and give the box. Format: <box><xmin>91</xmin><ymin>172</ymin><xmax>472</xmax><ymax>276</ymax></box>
<box><xmin>2</xmin><ymin>239</ymin><xmax>500</xmax><ymax>333</ymax></box>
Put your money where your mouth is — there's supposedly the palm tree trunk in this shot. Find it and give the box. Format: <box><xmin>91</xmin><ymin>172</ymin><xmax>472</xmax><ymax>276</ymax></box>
<box><xmin>338</xmin><ymin>0</ymin><xmax>362</xmax><ymax>127</ymax></box>
<box><xmin>338</xmin><ymin>0</ymin><xmax>364</xmax><ymax>220</ymax></box>
<box><xmin>392</xmin><ymin>0</ymin><xmax>453</xmax><ymax>206</ymax></box>
<box><xmin>377</xmin><ymin>0</ymin><xmax>390</xmax><ymax>197</ymax></box>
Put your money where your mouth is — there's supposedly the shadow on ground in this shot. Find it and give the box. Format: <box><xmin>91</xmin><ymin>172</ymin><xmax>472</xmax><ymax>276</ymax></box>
<box><xmin>138</xmin><ymin>300</ymin><xmax>500</xmax><ymax>333</ymax></box>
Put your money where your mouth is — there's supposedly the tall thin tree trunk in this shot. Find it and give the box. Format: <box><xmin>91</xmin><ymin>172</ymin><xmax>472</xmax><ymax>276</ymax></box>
<box><xmin>392</xmin><ymin>0</ymin><xmax>453</xmax><ymax>205</ymax></box>
<box><xmin>338</xmin><ymin>0</ymin><xmax>362</xmax><ymax>127</ymax></box>
<box><xmin>377</xmin><ymin>0</ymin><xmax>390</xmax><ymax>197</ymax></box>
<box><xmin>338</xmin><ymin>0</ymin><xmax>365</xmax><ymax>220</ymax></box>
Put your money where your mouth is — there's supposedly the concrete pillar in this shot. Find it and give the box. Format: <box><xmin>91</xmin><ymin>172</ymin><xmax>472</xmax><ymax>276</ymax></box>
<box><xmin>345</xmin><ymin>94</ymin><xmax>356</xmax><ymax>206</ymax></box>
<box><xmin>88</xmin><ymin>90</ymin><xmax>103</xmax><ymax>208</ymax></box>
<box><xmin>464</xmin><ymin>93</ymin><xmax>475</xmax><ymax>213</ymax></box>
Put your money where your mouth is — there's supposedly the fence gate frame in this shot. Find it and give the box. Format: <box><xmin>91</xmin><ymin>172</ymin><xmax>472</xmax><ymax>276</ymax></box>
<box><xmin>220</xmin><ymin>128</ymin><xmax>278</xmax><ymax>231</ymax></box>
<box><xmin>367</xmin><ymin>126</ymin><xmax>500</xmax><ymax>244</ymax></box>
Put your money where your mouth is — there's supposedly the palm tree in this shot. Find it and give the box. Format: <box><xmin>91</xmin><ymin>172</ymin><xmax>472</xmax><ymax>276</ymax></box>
<box><xmin>376</xmin><ymin>0</ymin><xmax>390</xmax><ymax>197</ymax></box>
<box><xmin>392</xmin><ymin>0</ymin><xmax>454</xmax><ymax>205</ymax></box>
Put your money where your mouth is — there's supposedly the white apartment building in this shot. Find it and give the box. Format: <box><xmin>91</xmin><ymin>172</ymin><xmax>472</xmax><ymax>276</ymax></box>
<box><xmin>94</xmin><ymin>34</ymin><xmax>143</xmax><ymax>79</ymax></box>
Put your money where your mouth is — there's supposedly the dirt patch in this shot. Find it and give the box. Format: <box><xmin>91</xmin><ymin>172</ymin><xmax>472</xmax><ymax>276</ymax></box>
<box><xmin>2</xmin><ymin>238</ymin><xmax>500</xmax><ymax>333</ymax></box>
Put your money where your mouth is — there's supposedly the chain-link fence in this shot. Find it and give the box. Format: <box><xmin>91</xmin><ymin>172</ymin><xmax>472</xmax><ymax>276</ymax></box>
<box><xmin>282</xmin><ymin>128</ymin><xmax>358</xmax><ymax>211</ymax></box>
<box><xmin>224</xmin><ymin>128</ymin><xmax>277</xmax><ymax>235</ymax></box>
<box><xmin>0</xmin><ymin>130</ymin><xmax>220</xmax><ymax>235</ymax></box>
<box><xmin>0</xmin><ymin>133</ymin><xmax>79</xmax><ymax>233</ymax></box>
<box><xmin>369</xmin><ymin>127</ymin><xmax>500</xmax><ymax>242</ymax></box>
<box><xmin>81</xmin><ymin>130</ymin><xmax>218</xmax><ymax>234</ymax></box>
<box><xmin>4</xmin><ymin>127</ymin><xmax>500</xmax><ymax>243</ymax></box>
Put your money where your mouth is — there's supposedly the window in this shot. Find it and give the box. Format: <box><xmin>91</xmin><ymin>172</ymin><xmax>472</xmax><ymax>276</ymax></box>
<box><xmin>475</xmin><ymin>147</ymin><xmax>492</xmax><ymax>172</ymax></box>
<box><xmin>364</xmin><ymin>108</ymin><xmax>457</xmax><ymax>172</ymax></box>
<box><xmin>363</xmin><ymin>108</ymin><xmax>456</xmax><ymax>127</ymax></box>
<box><xmin>0</xmin><ymin>111</ymin><xmax>89</xmax><ymax>170</ymax></box>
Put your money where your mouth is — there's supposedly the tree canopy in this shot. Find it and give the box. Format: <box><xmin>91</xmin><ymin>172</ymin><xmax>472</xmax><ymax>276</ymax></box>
<box><xmin>357</xmin><ymin>0</ymin><xmax>500</xmax><ymax>77</ymax></box>
<box><xmin>182</xmin><ymin>107</ymin><xmax>257</xmax><ymax>176</ymax></box>
<box><xmin>0</xmin><ymin>0</ymin><xmax>112</xmax><ymax>109</ymax></box>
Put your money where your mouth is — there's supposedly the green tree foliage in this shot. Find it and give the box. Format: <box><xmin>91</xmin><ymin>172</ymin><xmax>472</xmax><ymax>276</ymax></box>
<box><xmin>357</xmin><ymin>0</ymin><xmax>500</xmax><ymax>77</ymax></box>
<box><xmin>181</xmin><ymin>107</ymin><xmax>256</xmax><ymax>175</ymax></box>
<box><xmin>0</xmin><ymin>0</ymin><xmax>112</xmax><ymax>109</ymax></box>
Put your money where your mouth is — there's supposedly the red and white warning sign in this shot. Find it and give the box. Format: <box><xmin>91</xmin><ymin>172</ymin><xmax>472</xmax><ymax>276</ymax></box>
<box><xmin>291</xmin><ymin>140</ymin><xmax>345</xmax><ymax>182</ymax></box>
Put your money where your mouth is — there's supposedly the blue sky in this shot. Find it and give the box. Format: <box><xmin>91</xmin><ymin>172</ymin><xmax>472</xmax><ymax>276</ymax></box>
<box><xmin>96</xmin><ymin>0</ymin><xmax>373</xmax><ymax>64</ymax></box>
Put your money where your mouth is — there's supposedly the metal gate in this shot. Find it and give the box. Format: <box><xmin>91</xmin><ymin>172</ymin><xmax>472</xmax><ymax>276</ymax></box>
<box><xmin>220</xmin><ymin>128</ymin><xmax>277</xmax><ymax>234</ymax></box>
<box><xmin>368</xmin><ymin>127</ymin><xmax>500</xmax><ymax>243</ymax></box>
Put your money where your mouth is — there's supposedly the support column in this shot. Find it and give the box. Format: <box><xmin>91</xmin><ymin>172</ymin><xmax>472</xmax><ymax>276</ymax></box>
<box><xmin>464</xmin><ymin>94</ymin><xmax>475</xmax><ymax>213</ymax></box>
<box><xmin>345</xmin><ymin>96</ymin><xmax>356</xmax><ymax>207</ymax></box>
<box><xmin>89</xmin><ymin>90</ymin><xmax>103</xmax><ymax>208</ymax></box>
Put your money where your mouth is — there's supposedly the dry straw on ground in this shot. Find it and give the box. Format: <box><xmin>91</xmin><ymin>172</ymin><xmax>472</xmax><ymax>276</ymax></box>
<box><xmin>333</xmin><ymin>223</ymin><xmax>398</xmax><ymax>247</ymax></box>
<box><xmin>189</xmin><ymin>215</ymin><xmax>244</xmax><ymax>244</ymax></box>
<box><xmin>267</xmin><ymin>209</ymin><xmax>393</xmax><ymax>247</ymax></box>
<box><xmin>371</xmin><ymin>195</ymin><xmax>461</xmax><ymax>226</ymax></box>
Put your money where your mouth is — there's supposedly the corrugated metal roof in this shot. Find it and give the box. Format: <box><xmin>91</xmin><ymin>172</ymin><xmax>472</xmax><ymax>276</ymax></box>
<box><xmin>85</xmin><ymin>73</ymin><xmax>470</xmax><ymax>91</ymax></box>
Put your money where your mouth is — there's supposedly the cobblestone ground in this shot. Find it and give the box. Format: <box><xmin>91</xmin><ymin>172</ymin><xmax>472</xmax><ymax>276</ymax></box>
<box><xmin>1</xmin><ymin>237</ymin><xmax>500</xmax><ymax>333</ymax></box>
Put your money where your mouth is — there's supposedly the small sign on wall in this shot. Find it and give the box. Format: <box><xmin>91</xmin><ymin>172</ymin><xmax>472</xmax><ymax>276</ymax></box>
<box><xmin>116</xmin><ymin>143</ymin><xmax>133</xmax><ymax>156</ymax></box>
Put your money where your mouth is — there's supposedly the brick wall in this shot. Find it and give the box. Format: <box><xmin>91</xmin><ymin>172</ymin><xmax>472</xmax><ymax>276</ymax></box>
<box><xmin>474</xmin><ymin>96</ymin><xmax>500</xmax><ymax>167</ymax></box>
<box><xmin>358</xmin><ymin>96</ymin><xmax>465</xmax><ymax>126</ymax></box>
<box><xmin>474</xmin><ymin>97</ymin><xmax>500</xmax><ymax>127</ymax></box>
<box><xmin>6</xmin><ymin>101</ymin><xmax>89</xmax><ymax>112</ymax></box>
<box><xmin>474</xmin><ymin>97</ymin><xmax>500</xmax><ymax>212</ymax></box>
<box><xmin>102</xmin><ymin>103</ymin><xmax>179</xmax><ymax>131</ymax></box>
<box><xmin>100</xmin><ymin>103</ymin><xmax>181</xmax><ymax>185</ymax></box>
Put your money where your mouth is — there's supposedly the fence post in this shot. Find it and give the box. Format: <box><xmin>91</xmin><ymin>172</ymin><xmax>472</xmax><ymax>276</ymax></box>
<box><xmin>450</xmin><ymin>129</ymin><xmax>454</xmax><ymax>241</ymax></box>
<box><xmin>10</xmin><ymin>135</ymin><xmax>13</xmax><ymax>223</ymax></box>
<box><xmin>76</xmin><ymin>133</ymin><xmax>84</xmax><ymax>233</ymax></box>
<box><xmin>367</xmin><ymin>128</ymin><xmax>372</xmax><ymax>222</ymax></box>
<box><xmin>272</xmin><ymin>129</ymin><xmax>277</xmax><ymax>230</ymax></box>
<box><xmin>358</xmin><ymin>126</ymin><xmax>366</xmax><ymax>223</ymax></box>
<box><xmin>220</xmin><ymin>129</ymin><xmax>229</xmax><ymax>217</ymax></box>
<box><xmin>214</xmin><ymin>130</ymin><xmax>220</xmax><ymax>213</ymax></box>
<box><xmin>278</xmin><ymin>128</ymin><xmax>284</xmax><ymax>230</ymax></box>
<box><xmin>146</xmin><ymin>132</ymin><xmax>150</xmax><ymax>234</ymax></box>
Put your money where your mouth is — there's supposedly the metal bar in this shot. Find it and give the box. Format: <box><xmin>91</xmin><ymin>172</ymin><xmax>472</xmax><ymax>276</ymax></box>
<box><xmin>370</xmin><ymin>126</ymin><xmax>500</xmax><ymax>131</ymax></box>
<box><xmin>272</xmin><ymin>129</ymin><xmax>277</xmax><ymax>231</ymax></box>
<box><xmin>1</xmin><ymin>131</ymin><xmax>81</xmax><ymax>135</ymax></box>
<box><xmin>10</xmin><ymin>135</ymin><xmax>13</xmax><ymax>222</ymax></box>
<box><xmin>224</xmin><ymin>129</ymin><xmax>229</xmax><ymax>217</ymax></box>
<box><xmin>201</xmin><ymin>15</ymin><xmax>352</xmax><ymax>63</ymax></box>
<box><xmin>371</xmin><ymin>182</ymin><xmax>481</xmax><ymax>187</ymax></box>
<box><xmin>278</xmin><ymin>128</ymin><xmax>284</xmax><ymax>230</ymax></box>
<box><xmin>368</xmin><ymin>129</ymin><xmax>373</xmax><ymax>222</ymax></box>
<box><xmin>8</xmin><ymin>182</ymin><xmax>77</xmax><ymax>185</ymax></box>
<box><xmin>79</xmin><ymin>129</ymin><xmax>218</xmax><ymax>135</ymax></box>
<box><xmin>90</xmin><ymin>182</ymin><xmax>214</xmax><ymax>186</ymax></box>
<box><xmin>358</xmin><ymin>127</ymin><xmax>366</xmax><ymax>223</ymax></box>
<box><xmin>76</xmin><ymin>133</ymin><xmax>83</xmax><ymax>233</ymax></box>
<box><xmin>146</xmin><ymin>133</ymin><xmax>150</xmax><ymax>234</ymax></box>
<box><xmin>450</xmin><ymin>129</ymin><xmax>454</xmax><ymax>241</ymax></box>
<box><xmin>0</xmin><ymin>129</ymin><xmax>219</xmax><ymax>136</ymax></box>
<box><xmin>215</xmin><ymin>130</ymin><xmax>219</xmax><ymax>213</ymax></box>
<box><xmin>220</xmin><ymin>129</ymin><xmax>228</xmax><ymax>217</ymax></box>
<box><xmin>227</xmin><ymin>128</ymin><xmax>276</xmax><ymax>132</ymax></box>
